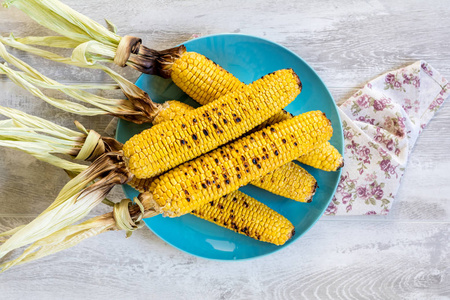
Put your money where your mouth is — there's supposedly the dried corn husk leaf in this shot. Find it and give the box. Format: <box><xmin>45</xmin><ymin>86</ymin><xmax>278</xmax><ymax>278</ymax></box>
<box><xmin>0</xmin><ymin>140</ymin><xmax>88</xmax><ymax>173</ymax></box>
<box><xmin>0</xmin><ymin>225</ymin><xmax>25</xmax><ymax>243</ymax></box>
<box><xmin>3</xmin><ymin>0</ymin><xmax>120</xmax><ymax>66</ymax></box>
<box><xmin>0</xmin><ymin>195</ymin><xmax>154</xmax><ymax>272</ymax></box>
<box><xmin>0</xmin><ymin>37</ymin><xmax>161</xmax><ymax>123</ymax></box>
<box><xmin>15</xmin><ymin>35</ymin><xmax>83</xmax><ymax>48</ymax></box>
<box><xmin>3</xmin><ymin>0</ymin><xmax>185</xmax><ymax>75</ymax></box>
<box><xmin>0</xmin><ymin>152</ymin><xmax>130</xmax><ymax>263</ymax></box>
<box><xmin>3</xmin><ymin>0</ymin><xmax>121</xmax><ymax>46</ymax></box>
<box><xmin>0</xmin><ymin>105</ymin><xmax>118</xmax><ymax>173</ymax></box>
<box><xmin>0</xmin><ymin>41</ymin><xmax>130</xmax><ymax>110</ymax></box>
<box><xmin>0</xmin><ymin>105</ymin><xmax>84</xmax><ymax>139</ymax></box>
<box><xmin>0</xmin><ymin>214</ymin><xmax>115</xmax><ymax>273</ymax></box>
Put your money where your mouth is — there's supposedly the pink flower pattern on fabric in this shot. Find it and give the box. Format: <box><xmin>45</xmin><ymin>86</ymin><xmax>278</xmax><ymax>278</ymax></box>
<box><xmin>327</xmin><ymin>61</ymin><xmax>449</xmax><ymax>215</ymax></box>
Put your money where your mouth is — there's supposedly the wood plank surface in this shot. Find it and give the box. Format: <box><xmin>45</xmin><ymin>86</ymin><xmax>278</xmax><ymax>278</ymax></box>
<box><xmin>0</xmin><ymin>0</ymin><xmax>449</xmax><ymax>299</ymax></box>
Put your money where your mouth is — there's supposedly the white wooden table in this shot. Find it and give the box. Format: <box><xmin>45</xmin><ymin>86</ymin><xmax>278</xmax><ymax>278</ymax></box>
<box><xmin>0</xmin><ymin>1</ymin><xmax>449</xmax><ymax>299</ymax></box>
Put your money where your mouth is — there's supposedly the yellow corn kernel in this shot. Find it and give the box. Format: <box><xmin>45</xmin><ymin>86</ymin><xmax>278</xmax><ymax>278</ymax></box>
<box><xmin>251</xmin><ymin>162</ymin><xmax>317</xmax><ymax>202</ymax></box>
<box><xmin>192</xmin><ymin>190</ymin><xmax>294</xmax><ymax>245</ymax></box>
<box><xmin>152</xmin><ymin>100</ymin><xmax>194</xmax><ymax>125</ymax></box>
<box><xmin>123</xmin><ymin>69</ymin><xmax>302</xmax><ymax>179</ymax></box>
<box><xmin>148</xmin><ymin>110</ymin><xmax>332</xmax><ymax>217</ymax></box>
<box><xmin>298</xmin><ymin>141</ymin><xmax>344</xmax><ymax>171</ymax></box>
<box><xmin>252</xmin><ymin>109</ymin><xmax>294</xmax><ymax>132</ymax></box>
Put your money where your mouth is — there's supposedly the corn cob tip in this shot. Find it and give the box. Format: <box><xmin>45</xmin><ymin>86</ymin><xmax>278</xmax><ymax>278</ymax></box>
<box><xmin>290</xmin><ymin>68</ymin><xmax>302</xmax><ymax>91</ymax></box>
<box><xmin>337</xmin><ymin>158</ymin><xmax>345</xmax><ymax>170</ymax></box>
<box><xmin>306</xmin><ymin>182</ymin><xmax>318</xmax><ymax>203</ymax></box>
<box><xmin>289</xmin><ymin>228</ymin><xmax>296</xmax><ymax>239</ymax></box>
<box><xmin>322</xmin><ymin>112</ymin><xmax>333</xmax><ymax>132</ymax></box>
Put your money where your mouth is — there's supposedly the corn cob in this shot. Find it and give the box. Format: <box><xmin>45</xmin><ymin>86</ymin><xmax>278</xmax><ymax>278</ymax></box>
<box><xmin>1</xmin><ymin>1</ymin><xmax>338</xmax><ymax>175</ymax></box>
<box><xmin>192</xmin><ymin>190</ymin><xmax>294</xmax><ymax>245</ymax></box>
<box><xmin>142</xmin><ymin>110</ymin><xmax>332</xmax><ymax>217</ymax></box>
<box><xmin>251</xmin><ymin>162</ymin><xmax>317</xmax><ymax>202</ymax></box>
<box><xmin>126</xmin><ymin>178</ymin><xmax>295</xmax><ymax>245</ymax></box>
<box><xmin>129</xmin><ymin>161</ymin><xmax>317</xmax><ymax>203</ymax></box>
<box><xmin>123</xmin><ymin>68</ymin><xmax>302</xmax><ymax>179</ymax></box>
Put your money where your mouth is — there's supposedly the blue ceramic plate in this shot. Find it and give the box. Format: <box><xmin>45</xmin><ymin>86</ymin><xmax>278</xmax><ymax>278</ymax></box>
<box><xmin>116</xmin><ymin>34</ymin><xmax>343</xmax><ymax>260</ymax></box>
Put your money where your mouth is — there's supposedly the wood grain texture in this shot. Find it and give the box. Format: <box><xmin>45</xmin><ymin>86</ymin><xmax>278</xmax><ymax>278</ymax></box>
<box><xmin>0</xmin><ymin>218</ymin><xmax>448</xmax><ymax>299</ymax></box>
<box><xmin>0</xmin><ymin>0</ymin><xmax>449</xmax><ymax>299</ymax></box>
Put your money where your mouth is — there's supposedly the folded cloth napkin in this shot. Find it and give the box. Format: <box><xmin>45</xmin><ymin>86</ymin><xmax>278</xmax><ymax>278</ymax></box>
<box><xmin>326</xmin><ymin>61</ymin><xmax>449</xmax><ymax>215</ymax></box>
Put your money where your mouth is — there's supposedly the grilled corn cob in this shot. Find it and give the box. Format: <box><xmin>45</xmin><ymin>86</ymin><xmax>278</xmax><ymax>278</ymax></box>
<box><xmin>123</xmin><ymin>68</ymin><xmax>302</xmax><ymax>179</ymax></box>
<box><xmin>251</xmin><ymin>162</ymin><xmax>317</xmax><ymax>202</ymax></box>
<box><xmin>192</xmin><ymin>190</ymin><xmax>294</xmax><ymax>245</ymax></box>
<box><xmin>128</xmin><ymin>161</ymin><xmax>317</xmax><ymax>202</ymax></box>
<box><xmin>143</xmin><ymin>110</ymin><xmax>332</xmax><ymax>217</ymax></box>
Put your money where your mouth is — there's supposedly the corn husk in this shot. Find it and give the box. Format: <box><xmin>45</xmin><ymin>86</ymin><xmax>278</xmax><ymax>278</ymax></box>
<box><xmin>0</xmin><ymin>41</ymin><xmax>138</xmax><ymax>115</ymax></box>
<box><xmin>0</xmin><ymin>106</ymin><xmax>91</xmax><ymax>172</ymax></box>
<box><xmin>0</xmin><ymin>214</ymin><xmax>115</xmax><ymax>272</ymax></box>
<box><xmin>0</xmin><ymin>105</ymin><xmax>125</xmax><ymax>171</ymax></box>
<box><xmin>0</xmin><ymin>36</ymin><xmax>162</xmax><ymax>123</ymax></box>
<box><xmin>0</xmin><ymin>193</ymin><xmax>159</xmax><ymax>273</ymax></box>
<box><xmin>3</xmin><ymin>0</ymin><xmax>185</xmax><ymax>76</ymax></box>
<box><xmin>2</xmin><ymin>0</ymin><xmax>124</xmax><ymax>66</ymax></box>
<box><xmin>0</xmin><ymin>151</ymin><xmax>131</xmax><ymax>267</ymax></box>
<box><xmin>3</xmin><ymin>0</ymin><xmax>121</xmax><ymax>46</ymax></box>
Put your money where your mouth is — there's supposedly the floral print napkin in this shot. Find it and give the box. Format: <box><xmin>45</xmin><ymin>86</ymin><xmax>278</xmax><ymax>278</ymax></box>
<box><xmin>326</xmin><ymin>61</ymin><xmax>449</xmax><ymax>215</ymax></box>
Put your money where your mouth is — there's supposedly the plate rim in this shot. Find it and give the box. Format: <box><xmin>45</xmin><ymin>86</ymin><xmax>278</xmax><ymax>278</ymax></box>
<box><xmin>118</xmin><ymin>33</ymin><xmax>343</xmax><ymax>260</ymax></box>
